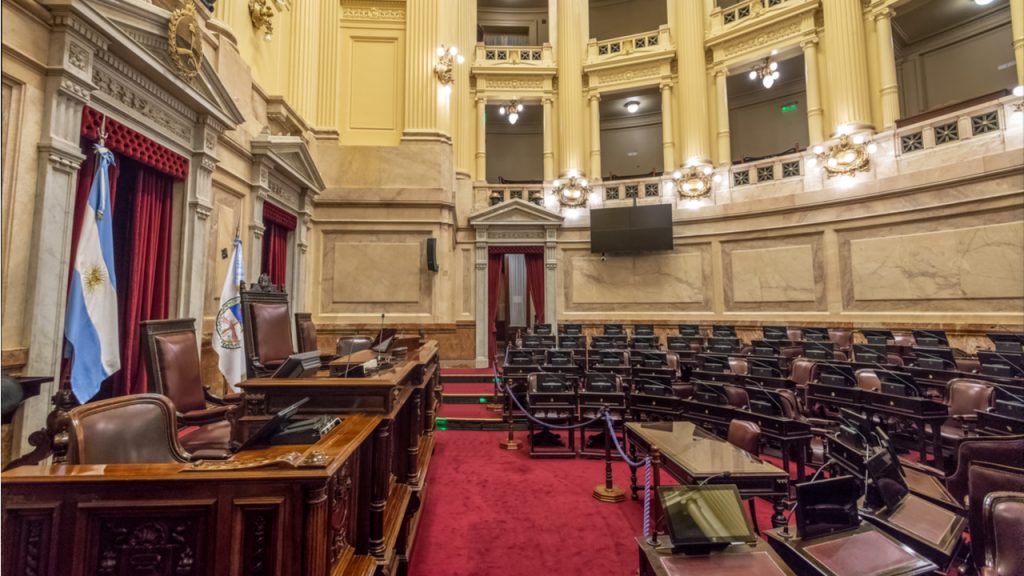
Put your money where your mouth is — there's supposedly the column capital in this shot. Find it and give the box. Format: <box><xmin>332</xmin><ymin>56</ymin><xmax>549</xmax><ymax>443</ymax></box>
<box><xmin>475</xmin><ymin>95</ymin><xmax>487</xmax><ymax>105</ymax></box>
<box><xmin>712</xmin><ymin>66</ymin><xmax>729</xmax><ymax>78</ymax></box>
<box><xmin>660</xmin><ymin>81</ymin><xmax>674</xmax><ymax>92</ymax></box>
<box><xmin>872</xmin><ymin>7</ymin><xmax>895</xmax><ymax>22</ymax></box>
<box><xmin>800</xmin><ymin>36</ymin><xmax>819</xmax><ymax>50</ymax></box>
<box><xmin>588</xmin><ymin>92</ymin><xmax>601</xmax><ymax>102</ymax></box>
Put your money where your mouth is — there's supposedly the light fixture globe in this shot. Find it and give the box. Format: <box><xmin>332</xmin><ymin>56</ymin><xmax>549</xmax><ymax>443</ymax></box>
<box><xmin>500</xmin><ymin>98</ymin><xmax>525</xmax><ymax>125</ymax></box>
<box><xmin>624</xmin><ymin>101</ymin><xmax>640</xmax><ymax>114</ymax></box>
<box><xmin>750</xmin><ymin>56</ymin><xmax>781</xmax><ymax>89</ymax></box>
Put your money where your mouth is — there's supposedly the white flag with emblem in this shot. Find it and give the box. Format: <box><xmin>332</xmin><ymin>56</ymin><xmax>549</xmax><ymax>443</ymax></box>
<box><xmin>213</xmin><ymin>234</ymin><xmax>246</xmax><ymax>390</ymax></box>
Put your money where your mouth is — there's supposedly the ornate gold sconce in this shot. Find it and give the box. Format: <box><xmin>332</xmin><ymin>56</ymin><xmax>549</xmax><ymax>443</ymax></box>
<box><xmin>671</xmin><ymin>160</ymin><xmax>719</xmax><ymax>209</ymax></box>
<box><xmin>434</xmin><ymin>45</ymin><xmax>465</xmax><ymax>89</ymax></box>
<box><xmin>551</xmin><ymin>170</ymin><xmax>592</xmax><ymax>209</ymax></box>
<box><xmin>249</xmin><ymin>0</ymin><xmax>289</xmax><ymax>42</ymax></box>
<box><xmin>807</xmin><ymin>131</ymin><xmax>877</xmax><ymax>180</ymax></box>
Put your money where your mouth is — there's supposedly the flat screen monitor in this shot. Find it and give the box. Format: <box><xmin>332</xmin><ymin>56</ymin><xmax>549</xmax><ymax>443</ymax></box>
<box><xmin>592</xmin><ymin>335</ymin><xmax>625</xmax><ymax>349</ymax></box>
<box><xmin>861</xmin><ymin>329</ymin><xmax>895</xmax><ymax>345</ymax></box>
<box><xmin>636</xmin><ymin>377</ymin><xmax>674</xmax><ymax>396</ymax></box>
<box><xmin>584</xmin><ymin>372</ymin><xmax>618</xmax><ymax>393</ymax></box>
<box><xmin>507</xmin><ymin>350</ymin><xmax>533</xmax><ymax>366</ymax></box>
<box><xmin>533</xmin><ymin>324</ymin><xmax>552</xmax><ymax>336</ymax></box>
<box><xmin>603</xmin><ymin>324</ymin><xmax>625</xmax><ymax>336</ymax></box>
<box><xmin>978</xmin><ymin>350</ymin><xmax>1024</xmax><ymax>379</ymax></box>
<box><xmin>802</xmin><ymin>327</ymin><xmax>830</xmax><ymax>342</ymax></box>
<box><xmin>546</xmin><ymin>349</ymin><xmax>573</xmax><ymax>367</ymax></box>
<box><xmin>877</xmin><ymin>370</ymin><xmax>920</xmax><ymax>397</ymax></box>
<box><xmin>533</xmin><ymin>373</ymin><xmax>569</xmax><ymax>393</ymax></box>
<box><xmin>912</xmin><ymin>346</ymin><xmax>955</xmax><ymax>370</ymax></box>
<box><xmin>561</xmin><ymin>324</ymin><xmax>582</xmax><ymax>336</ymax></box>
<box><xmin>235</xmin><ymin>396</ymin><xmax>311</xmax><ymax>452</ymax></box>
<box><xmin>802</xmin><ymin>340</ymin><xmax>834</xmax><ymax>360</ymax></box>
<box><xmin>747</xmin><ymin>387</ymin><xmax>784</xmax><ymax>416</ymax></box>
<box><xmin>708</xmin><ymin>337</ymin><xmax>740</xmax><ymax>354</ymax></box>
<box><xmin>634</xmin><ymin>324</ymin><xmax>655</xmax><ymax>337</ymax></box>
<box><xmin>853</xmin><ymin>343</ymin><xmax>888</xmax><ymax>364</ymax></box>
<box><xmin>272</xmin><ymin>351</ymin><xmax>322</xmax><ymax>378</ymax></box>
<box><xmin>711</xmin><ymin>325</ymin><xmax>736</xmax><ymax>338</ymax></box>
<box><xmin>558</xmin><ymin>335</ymin><xmax>584</xmax><ymax>350</ymax></box>
<box><xmin>988</xmin><ymin>332</ymin><xmax>1024</xmax><ymax>353</ymax></box>
<box><xmin>678</xmin><ymin>324</ymin><xmax>701</xmax><ymax>338</ymax></box>
<box><xmin>865</xmin><ymin>448</ymin><xmax>909</xmax><ymax>511</ymax></box>
<box><xmin>912</xmin><ymin>329</ymin><xmax>948</xmax><ymax>347</ymax></box>
<box><xmin>762</xmin><ymin>326</ymin><xmax>789</xmax><ymax>340</ymax></box>
<box><xmin>633</xmin><ymin>350</ymin><xmax>668</xmax><ymax>368</ymax></box>
<box><xmin>751</xmin><ymin>339</ymin><xmax>781</xmax><ymax>357</ymax></box>
<box><xmin>796</xmin><ymin>476</ymin><xmax>860</xmax><ymax>540</ymax></box>
<box><xmin>658</xmin><ymin>485</ymin><xmax>756</xmax><ymax>551</ymax></box>
<box><xmin>666</xmin><ymin>336</ymin><xmax>695</xmax><ymax>352</ymax></box>
<box><xmin>590</xmin><ymin>204</ymin><xmax>673</xmax><ymax>253</ymax></box>
<box><xmin>699</xmin><ymin>354</ymin><xmax>730</xmax><ymax>373</ymax></box>
<box><xmin>592</xmin><ymin>339</ymin><xmax>614</xmax><ymax>350</ymax></box>
<box><xmin>747</xmin><ymin>357</ymin><xmax>782</xmax><ymax>378</ymax></box>
<box><xmin>818</xmin><ymin>362</ymin><xmax>856</xmax><ymax>387</ymax></box>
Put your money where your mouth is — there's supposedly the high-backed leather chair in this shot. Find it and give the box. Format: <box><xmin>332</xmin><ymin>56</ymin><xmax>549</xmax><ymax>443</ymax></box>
<box><xmin>294</xmin><ymin>312</ymin><xmax>318</xmax><ymax>354</ymax></box>
<box><xmin>886</xmin><ymin>353</ymin><xmax>905</xmax><ymax>367</ymax></box>
<box><xmin>786</xmin><ymin>328</ymin><xmax>802</xmax><ymax>342</ymax></box>
<box><xmin>980</xmin><ymin>491</ymin><xmax>1024</xmax><ymax>576</ymax></box>
<box><xmin>789</xmin><ymin>358</ymin><xmax>818</xmax><ymax>411</ymax></box>
<box><xmin>727</xmin><ymin>420</ymin><xmax>762</xmax><ymax>532</ymax></box>
<box><xmin>141</xmin><ymin>319</ymin><xmax>240</xmax><ymax>426</ymax></box>
<box><xmin>939</xmin><ymin>379</ymin><xmax>995</xmax><ymax>446</ymax></box>
<box><xmin>828</xmin><ymin>329</ymin><xmax>853</xmax><ymax>353</ymax></box>
<box><xmin>65</xmin><ymin>394</ymin><xmax>191</xmax><ymax>465</ymax></box>
<box><xmin>728</xmin><ymin>357</ymin><xmax>748</xmax><ymax>376</ymax></box>
<box><xmin>854</xmin><ymin>369</ymin><xmax>881</xmax><ymax>391</ymax></box>
<box><xmin>241</xmin><ymin>277</ymin><xmax>295</xmax><ymax>377</ymax></box>
<box><xmin>955</xmin><ymin>357</ymin><xmax>981</xmax><ymax>374</ymax></box>
<box><xmin>722</xmin><ymin>384</ymin><xmax>749</xmax><ymax>409</ymax></box>
<box><xmin>967</xmin><ymin>464</ymin><xmax>1024</xmax><ymax>570</ymax></box>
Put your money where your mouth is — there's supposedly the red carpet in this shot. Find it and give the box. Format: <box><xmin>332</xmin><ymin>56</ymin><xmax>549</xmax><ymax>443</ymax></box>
<box><xmin>410</xmin><ymin>430</ymin><xmax>797</xmax><ymax>576</ymax></box>
<box><xmin>442</xmin><ymin>367</ymin><xmax>497</xmax><ymax>376</ymax></box>
<box><xmin>442</xmin><ymin>382</ymin><xmax>498</xmax><ymax>395</ymax></box>
<box><xmin>436</xmin><ymin>404</ymin><xmax>500</xmax><ymax>419</ymax></box>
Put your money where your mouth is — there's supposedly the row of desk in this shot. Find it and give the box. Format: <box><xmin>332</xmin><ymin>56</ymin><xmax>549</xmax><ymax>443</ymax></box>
<box><xmin>1</xmin><ymin>342</ymin><xmax>441</xmax><ymax>576</ymax></box>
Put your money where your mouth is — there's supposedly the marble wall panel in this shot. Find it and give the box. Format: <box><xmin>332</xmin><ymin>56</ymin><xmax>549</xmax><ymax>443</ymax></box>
<box><xmin>563</xmin><ymin>246</ymin><xmax>712</xmax><ymax>313</ymax></box>
<box><xmin>332</xmin><ymin>242</ymin><xmax>421</xmax><ymax>303</ymax></box>
<box><xmin>722</xmin><ymin>235</ymin><xmax>826</xmax><ymax>312</ymax></box>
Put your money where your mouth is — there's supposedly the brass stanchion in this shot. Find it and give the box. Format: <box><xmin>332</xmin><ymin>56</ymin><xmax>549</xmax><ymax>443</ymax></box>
<box><xmin>498</xmin><ymin>383</ymin><xmax>520</xmax><ymax>450</ymax></box>
<box><xmin>593</xmin><ymin>412</ymin><xmax>625</xmax><ymax>502</ymax></box>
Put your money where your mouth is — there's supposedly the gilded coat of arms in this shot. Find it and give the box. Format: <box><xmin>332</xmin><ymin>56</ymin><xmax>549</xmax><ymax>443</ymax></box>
<box><xmin>167</xmin><ymin>2</ymin><xmax>203</xmax><ymax>81</ymax></box>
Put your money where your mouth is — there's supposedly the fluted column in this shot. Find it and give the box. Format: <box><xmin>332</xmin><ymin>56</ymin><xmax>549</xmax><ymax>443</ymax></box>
<box><xmin>542</xmin><ymin>96</ymin><xmax>555</xmax><ymax>180</ymax></box>
<box><xmin>588</xmin><ymin>94</ymin><xmax>602</xmax><ymax>179</ymax></box>
<box><xmin>802</xmin><ymin>38</ymin><xmax>825</xmax><ymax>144</ymax></box>
<box><xmin>316</xmin><ymin>0</ymin><xmax>340</xmax><ymax>133</ymax></box>
<box><xmin>404</xmin><ymin>0</ymin><xmax>442</xmax><ymax>139</ymax></box>
<box><xmin>1012</xmin><ymin>0</ymin><xmax>1024</xmax><ymax>85</ymax></box>
<box><xmin>712</xmin><ymin>69</ymin><xmax>730</xmax><ymax>165</ymax></box>
<box><xmin>676</xmin><ymin>0</ymin><xmax>711</xmax><ymax>161</ymax></box>
<box><xmin>874</xmin><ymin>9</ymin><xmax>900</xmax><ymax>128</ymax></box>
<box><xmin>823</xmin><ymin>0</ymin><xmax>873</xmax><ymax>131</ymax></box>
<box><xmin>475</xmin><ymin>96</ymin><xmax>487</xmax><ymax>181</ymax></box>
<box><xmin>557</xmin><ymin>0</ymin><xmax>588</xmax><ymax>174</ymax></box>
<box><xmin>660</xmin><ymin>83</ymin><xmax>676</xmax><ymax>170</ymax></box>
<box><xmin>455</xmin><ymin>0</ymin><xmax>477</xmax><ymax>176</ymax></box>
<box><xmin>287</xmin><ymin>0</ymin><xmax>320</xmax><ymax>122</ymax></box>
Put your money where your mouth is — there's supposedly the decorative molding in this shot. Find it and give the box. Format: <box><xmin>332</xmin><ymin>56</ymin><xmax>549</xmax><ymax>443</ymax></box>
<box><xmin>591</xmin><ymin>64</ymin><xmax>661</xmax><ymax>86</ymax></box>
<box><xmin>93</xmin><ymin>50</ymin><xmax>197</xmax><ymax>123</ymax></box>
<box><xmin>341</xmin><ymin>1</ymin><xmax>406</xmax><ymax>22</ymax></box>
<box><xmin>485</xmin><ymin>77</ymin><xmax>545</xmax><ymax>90</ymax></box>
<box><xmin>721</xmin><ymin>21</ymin><xmax>801</xmax><ymax>57</ymax></box>
<box><xmin>59</xmin><ymin>78</ymin><xmax>91</xmax><ymax>101</ymax></box>
<box><xmin>67</xmin><ymin>42</ymin><xmax>91</xmax><ymax>73</ymax></box>
<box><xmin>92</xmin><ymin>68</ymin><xmax>192</xmax><ymax>143</ymax></box>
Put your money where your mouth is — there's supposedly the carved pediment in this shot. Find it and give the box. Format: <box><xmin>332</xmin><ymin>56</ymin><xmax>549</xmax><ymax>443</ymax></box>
<box><xmin>251</xmin><ymin>134</ymin><xmax>326</xmax><ymax>195</ymax></box>
<box><xmin>469</xmin><ymin>199</ymin><xmax>563</xmax><ymax>228</ymax></box>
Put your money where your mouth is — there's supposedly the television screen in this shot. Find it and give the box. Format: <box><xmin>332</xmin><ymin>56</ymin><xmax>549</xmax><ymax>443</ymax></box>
<box><xmin>590</xmin><ymin>204</ymin><xmax>673</xmax><ymax>253</ymax></box>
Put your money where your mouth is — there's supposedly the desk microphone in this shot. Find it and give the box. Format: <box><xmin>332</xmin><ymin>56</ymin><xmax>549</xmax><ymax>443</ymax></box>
<box><xmin>869</xmin><ymin>362</ymin><xmax>919</xmax><ymax>397</ymax></box>
<box><xmin>744</xmin><ymin>378</ymin><xmax>786</xmax><ymax>415</ymax></box>
<box><xmin>976</xmin><ymin>346</ymin><xmax>1024</xmax><ymax>377</ymax></box>
<box><xmin>374</xmin><ymin>312</ymin><xmax>386</xmax><ymax>369</ymax></box>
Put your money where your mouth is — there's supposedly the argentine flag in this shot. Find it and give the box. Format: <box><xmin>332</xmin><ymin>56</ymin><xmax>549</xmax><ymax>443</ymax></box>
<box><xmin>64</xmin><ymin>146</ymin><xmax>120</xmax><ymax>403</ymax></box>
<box><xmin>213</xmin><ymin>235</ymin><xmax>246</xmax><ymax>390</ymax></box>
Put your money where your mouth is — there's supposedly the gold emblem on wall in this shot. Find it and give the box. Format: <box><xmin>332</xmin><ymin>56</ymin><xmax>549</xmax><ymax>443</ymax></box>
<box><xmin>167</xmin><ymin>1</ymin><xmax>203</xmax><ymax>81</ymax></box>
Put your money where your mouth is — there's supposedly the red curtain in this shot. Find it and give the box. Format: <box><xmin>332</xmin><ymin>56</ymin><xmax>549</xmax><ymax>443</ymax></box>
<box><xmin>487</xmin><ymin>253</ymin><xmax>505</xmax><ymax>365</ymax></box>
<box><xmin>261</xmin><ymin>202</ymin><xmax>296</xmax><ymax>287</ymax></box>
<box><xmin>524</xmin><ymin>253</ymin><xmax>545</xmax><ymax>324</ymax></box>
<box><xmin>111</xmin><ymin>162</ymin><xmax>174</xmax><ymax>397</ymax></box>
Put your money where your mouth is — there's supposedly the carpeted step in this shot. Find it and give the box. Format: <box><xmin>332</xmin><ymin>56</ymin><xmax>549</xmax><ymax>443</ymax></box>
<box><xmin>441</xmin><ymin>382</ymin><xmax>497</xmax><ymax>395</ymax></box>
<box><xmin>435</xmin><ymin>403</ymin><xmax>505</xmax><ymax>431</ymax></box>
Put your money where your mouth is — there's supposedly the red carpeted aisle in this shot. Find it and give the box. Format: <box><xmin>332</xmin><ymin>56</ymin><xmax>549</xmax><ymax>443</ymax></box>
<box><xmin>409</xmin><ymin>430</ymin><xmax>798</xmax><ymax>576</ymax></box>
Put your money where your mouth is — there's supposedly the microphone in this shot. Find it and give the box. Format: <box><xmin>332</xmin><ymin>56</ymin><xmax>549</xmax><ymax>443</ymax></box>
<box><xmin>912</xmin><ymin>348</ymin><xmax>954</xmax><ymax>369</ymax></box>
<box><xmin>694</xmin><ymin>379</ymin><xmax>731</xmax><ymax>404</ymax></box>
<box><xmin>869</xmin><ymin>363</ymin><xmax>919</xmax><ymax>397</ymax></box>
<box><xmin>373</xmin><ymin>312</ymin><xmax>386</xmax><ymax>370</ymax></box>
<box><xmin>744</xmin><ymin>378</ymin><xmax>786</xmax><ymax>415</ymax></box>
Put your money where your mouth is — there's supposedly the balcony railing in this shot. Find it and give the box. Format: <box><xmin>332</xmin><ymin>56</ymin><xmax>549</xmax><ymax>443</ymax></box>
<box><xmin>587</xmin><ymin>25</ymin><xmax>672</xmax><ymax>63</ymax></box>
<box><xmin>894</xmin><ymin>92</ymin><xmax>1016</xmax><ymax>157</ymax></box>
<box><xmin>473</xmin><ymin>44</ymin><xmax>554</xmax><ymax>68</ymax></box>
<box><xmin>716</xmin><ymin>0</ymin><xmax>794</xmax><ymax>27</ymax></box>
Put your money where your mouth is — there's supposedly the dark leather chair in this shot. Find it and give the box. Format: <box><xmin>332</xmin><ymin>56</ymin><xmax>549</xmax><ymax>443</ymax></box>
<box><xmin>65</xmin><ymin>394</ymin><xmax>191</xmax><ymax>465</ymax></box>
<box><xmin>789</xmin><ymin>358</ymin><xmax>817</xmax><ymax>412</ymax></box>
<box><xmin>295</xmin><ymin>312</ymin><xmax>318</xmax><ymax>354</ymax></box>
<box><xmin>967</xmin><ymin>464</ymin><xmax>1024</xmax><ymax>571</ymax></box>
<box><xmin>980</xmin><ymin>491</ymin><xmax>1024</xmax><ymax>576</ymax></box>
<box><xmin>955</xmin><ymin>357</ymin><xmax>981</xmax><ymax>374</ymax></box>
<box><xmin>776</xmin><ymin>388</ymin><xmax>835</xmax><ymax>467</ymax></box>
<box><xmin>786</xmin><ymin>328</ymin><xmax>802</xmax><ymax>342</ymax></box>
<box><xmin>722</xmin><ymin>384</ymin><xmax>749</xmax><ymax>409</ymax></box>
<box><xmin>140</xmin><ymin>319</ymin><xmax>240</xmax><ymax>427</ymax></box>
<box><xmin>886</xmin><ymin>353</ymin><xmax>905</xmax><ymax>367</ymax></box>
<box><xmin>854</xmin><ymin>368</ymin><xmax>881</xmax><ymax>391</ymax></box>
<box><xmin>240</xmin><ymin>278</ymin><xmax>295</xmax><ymax>377</ymax></box>
<box><xmin>828</xmin><ymin>329</ymin><xmax>853</xmax><ymax>354</ymax></box>
<box><xmin>939</xmin><ymin>379</ymin><xmax>995</xmax><ymax>445</ymax></box>
<box><xmin>728</xmin><ymin>357</ymin><xmax>748</xmax><ymax>376</ymax></box>
<box><xmin>727</xmin><ymin>419</ymin><xmax>762</xmax><ymax>532</ymax></box>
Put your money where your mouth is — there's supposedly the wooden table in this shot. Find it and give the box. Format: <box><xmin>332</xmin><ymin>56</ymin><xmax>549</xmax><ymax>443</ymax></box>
<box><xmin>637</xmin><ymin>536</ymin><xmax>796</xmax><ymax>575</ymax></box>
<box><xmin>625</xmin><ymin>421</ymin><xmax>791</xmax><ymax>529</ymax></box>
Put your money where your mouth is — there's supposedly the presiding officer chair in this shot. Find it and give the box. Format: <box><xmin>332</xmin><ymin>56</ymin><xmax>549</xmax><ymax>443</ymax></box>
<box><xmin>65</xmin><ymin>394</ymin><xmax>192</xmax><ymax>465</ymax></box>
<box><xmin>241</xmin><ymin>275</ymin><xmax>295</xmax><ymax>377</ymax></box>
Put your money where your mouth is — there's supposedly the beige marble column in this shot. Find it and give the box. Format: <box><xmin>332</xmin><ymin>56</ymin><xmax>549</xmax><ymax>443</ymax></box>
<box><xmin>455</xmin><ymin>0</ymin><xmax>477</xmax><ymax>177</ymax></box>
<box><xmin>589</xmin><ymin>94</ymin><xmax>602</xmax><ymax>179</ymax></box>
<box><xmin>822</xmin><ymin>0</ymin><xmax>873</xmax><ymax>131</ymax></box>
<box><xmin>676</xmin><ymin>0</ymin><xmax>711</xmax><ymax>161</ymax></box>
<box><xmin>660</xmin><ymin>83</ymin><xmax>676</xmax><ymax>170</ymax></box>
<box><xmin>712</xmin><ymin>69</ymin><xmax>730</xmax><ymax>165</ymax></box>
<box><xmin>542</xmin><ymin>96</ymin><xmax>555</xmax><ymax>180</ymax></box>
<box><xmin>404</xmin><ymin>0</ymin><xmax>442</xmax><ymax>139</ymax></box>
<box><xmin>476</xmin><ymin>96</ymin><xmax>487</xmax><ymax>181</ymax></box>
<box><xmin>1012</xmin><ymin>0</ymin><xmax>1024</xmax><ymax>85</ymax></box>
<box><xmin>557</xmin><ymin>0</ymin><xmax>588</xmax><ymax>174</ymax></box>
<box><xmin>316</xmin><ymin>0</ymin><xmax>340</xmax><ymax>133</ymax></box>
<box><xmin>287</xmin><ymin>0</ymin><xmax>320</xmax><ymax>123</ymax></box>
<box><xmin>874</xmin><ymin>8</ymin><xmax>900</xmax><ymax>128</ymax></box>
<box><xmin>802</xmin><ymin>38</ymin><xmax>825</xmax><ymax>144</ymax></box>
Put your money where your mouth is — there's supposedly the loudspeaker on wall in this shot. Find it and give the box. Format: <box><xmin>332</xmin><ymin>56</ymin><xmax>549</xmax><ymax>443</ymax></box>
<box><xmin>426</xmin><ymin>238</ymin><xmax>439</xmax><ymax>272</ymax></box>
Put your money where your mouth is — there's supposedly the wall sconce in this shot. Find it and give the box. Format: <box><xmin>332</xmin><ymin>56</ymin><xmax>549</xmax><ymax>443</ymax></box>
<box><xmin>671</xmin><ymin>161</ymin><xmax>719</xmax><ymax>204</ymax></box>
<box><xmin>435</xmin><ymin>45</ymin><xmax>465</xmax><ymax>89</ymax></box>
<box><xmin>807</xmin><ymin>131</ymin><xmax>877</xmax><ymax>179</ymax></box>
<box><xmin>749</xmin><ymin>56</ymin><xmax>780</xmax><ymax>89</ymax></box>
<box><xmin>249</xmin><ymin>0</ymin><xmax>289</xmax><ymax>41</ymax></box>
<box><xmin>551</xmin><ymin>170</ymin><xmax>592</xmax><ymax>208</ymax></box>
<box><xmin>499</xmin><ymin>98</ymin><xmax>524</xmax><ymax>125</ymax></box>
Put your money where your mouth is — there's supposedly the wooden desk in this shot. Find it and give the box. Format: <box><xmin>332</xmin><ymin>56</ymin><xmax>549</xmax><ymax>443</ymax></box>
<box><xmin>765</xmin><ymin>523</ymin><xmax>937</xmax><ymax>576</ymax></box>
<box><xmin>859</xmin><ymin>495</ymin><xmax>967</xmax><ymax>570</ymax></box>
<box><xmin>636</xmin><ymin>536</ymin><xmax>795</xmax><ymax>576</ymax></box>
<box><xmin>624</xmin><ymin>421</ymin><xmax>790</xmax><ymax>528</ymax></box>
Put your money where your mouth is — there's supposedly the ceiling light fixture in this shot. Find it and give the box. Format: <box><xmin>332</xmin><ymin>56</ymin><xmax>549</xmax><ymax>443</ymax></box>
<box><xmin>624</xmin><ymin>100</ymin><xmax>640</xmax><ymax>114</ymax></box>
<box><xmin>498</xmin><ymin>98</ymin><xmax>525</xmax><ymax>125</ymax></box>
<box><xmin>749</xmin><ymin>57</ymin><xmax>780</xmax><ymax>89</ymax></box>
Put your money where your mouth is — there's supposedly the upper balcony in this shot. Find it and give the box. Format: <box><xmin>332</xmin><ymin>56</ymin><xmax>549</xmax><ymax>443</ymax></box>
<box><xmin>472</xmin><ymin>43</ymin><xmax>556</xmax><ymax>75</ymax></box>
<box><xmin>585</xmin><ymin>25</ymin><xmax>674</xmax><ymax>68</ymax></box>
